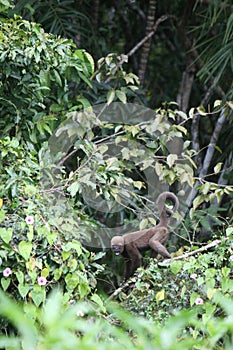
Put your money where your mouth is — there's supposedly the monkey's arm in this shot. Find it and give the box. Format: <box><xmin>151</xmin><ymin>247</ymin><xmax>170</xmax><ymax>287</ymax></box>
<box><xmin>149</xmin><ymin>229</ymin><xmax>171</xmax><ymax>259</ymax></box>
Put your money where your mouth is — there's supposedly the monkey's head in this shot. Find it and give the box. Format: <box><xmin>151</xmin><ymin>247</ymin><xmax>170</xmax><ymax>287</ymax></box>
<box><xmin>111</xmin><ymin>236</ymin><xmax>124</xmax><ymax>256</ymax></box>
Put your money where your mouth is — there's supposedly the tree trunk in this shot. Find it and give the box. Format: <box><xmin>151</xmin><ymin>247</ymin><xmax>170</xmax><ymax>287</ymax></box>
<box><xmin>138</xmin><ymin>0</ymin><xmax>156</xmax><ymax>86</ymax></box>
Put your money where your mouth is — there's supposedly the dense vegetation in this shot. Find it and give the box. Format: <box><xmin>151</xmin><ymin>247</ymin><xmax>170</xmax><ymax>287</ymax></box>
<box><xmin>0</xmin><ymin>1</ymin><xmax>233</xmax><ymax>349</ymax></box>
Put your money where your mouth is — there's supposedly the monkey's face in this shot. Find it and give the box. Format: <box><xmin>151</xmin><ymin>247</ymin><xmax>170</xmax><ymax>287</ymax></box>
<box><xmin>111</xmin><ymin>236</ymin><xmax>124</xmax><ymax>255</ymax></box>
<box><xmin>111</xmin><ymin>244</ymin><xmax>123</xmax><ymax>256</ymax></box>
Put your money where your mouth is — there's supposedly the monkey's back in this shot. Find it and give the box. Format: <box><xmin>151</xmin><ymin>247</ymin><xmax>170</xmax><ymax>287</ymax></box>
<box><xmin>124</xmin><ymin>227</ymin><xmax>168</xmax><ymax>249</ymax></box>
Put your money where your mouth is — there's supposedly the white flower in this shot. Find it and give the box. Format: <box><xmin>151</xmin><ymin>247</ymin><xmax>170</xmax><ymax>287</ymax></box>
<box><xmin>25</xmin><ymin>216</ymin><xmax>34</xmax><ymax>225</ymax></box>
<box><xmin>38</xmin><ymin>276</ymin><xmax>47</xmax><ymax>286</ymax></box>
<box><xmin>195</xmin><ymin>297</ymin><xmax>203</xmax><ymax>305</ymax></box>
<box><xmin>3</xmin><ymin>267</ymin><xmax>12</xmax><ymax>277</ymax></box>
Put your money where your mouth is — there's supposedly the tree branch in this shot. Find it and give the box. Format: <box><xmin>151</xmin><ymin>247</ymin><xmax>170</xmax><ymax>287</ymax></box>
<box><xmin>126</xmin><ymin>15</ymin><xmax>171</xmax><ymax>58</ymax></box>
<box><xmin>160</xmin><ymin>238</ymin><xmax>222</xmax><ymax>264</ymax></box>
<box><xmin>187</xmin><ymin>107</ymin><xmax>228</xmax><ymax>206</ymax></box>
<box><xmin>108</xmin><ymin>278</ymin><xmax>135</xmax><ymax>300</ymax></box>
<box><xmin>104</xmin><ymin>15</ymin><xmax>173</xmax><ymax>85</ymax></box>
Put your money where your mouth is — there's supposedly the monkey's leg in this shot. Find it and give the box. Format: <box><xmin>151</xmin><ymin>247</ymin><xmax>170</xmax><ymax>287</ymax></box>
<box><xmin>150</xmin><ymin>250</ymin><xmax>158</xmax><ymax>259</ymax></box>
<box><xmin>124</xmin><ymin>258</ymin><xmax>134</xmax><ymax>280</ymax></box>
<box><xmin>125</xmin><ymin>243</ymin><xmax>142</xmax><ymax>279</ymax></box>
<box><xmin>149</xmin><ymin>239</ymin><xmax>171</xmax><ymax>259</ymax></box>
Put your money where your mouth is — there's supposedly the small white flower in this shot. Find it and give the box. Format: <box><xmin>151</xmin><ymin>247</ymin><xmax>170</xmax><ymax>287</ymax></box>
<box><xmin>38</xmin><ymin>276</ymin><xmax>47</xmax><ymax>286</ymax></box>
<box><xmin>3</xmin><ymin>267</ymin><xmax>12</xmax><ymax>277</ymax></box>
<box><xmin>76</xmin><ymin>310</ymin><xmax>85</xmax><ymax>317</ymax></box>
<box><xmin>25</xmin><ymin>216</ymin><xmax>34</xmax><ymax>225</ymax></box>
<box><xmin>195</xmin><ymin>297</ymin><xmax>203</xmax><ymax>305</ymax></box>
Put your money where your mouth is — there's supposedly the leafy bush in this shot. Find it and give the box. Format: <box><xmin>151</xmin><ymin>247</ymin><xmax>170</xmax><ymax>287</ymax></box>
<box><xmin>1</xmin><ymin>6</ymin><xmax>233</xmax><ymax>349</ymax></box>
<box><xmin>1</xmin><ymin>287</ymin><xmax>233</xmax><ymax>349</ymax></box>
<box><xmin>121</xmin><ymin>228</ymin><xmax>233</xmax><ymax>325</ymax></box>
<box><xmin>0</xmin><ymin>15</ymin><xmax>94</xmax><ymax>141</ymax></box>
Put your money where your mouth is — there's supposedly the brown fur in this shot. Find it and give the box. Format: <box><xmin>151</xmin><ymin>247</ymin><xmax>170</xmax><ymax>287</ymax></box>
<box><xmin>111</xmin><ymin>192</ymin><xmax>179</xmax><ymax>280</ymax></box>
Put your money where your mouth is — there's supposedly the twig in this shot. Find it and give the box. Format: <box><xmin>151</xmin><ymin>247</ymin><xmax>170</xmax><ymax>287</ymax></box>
<box><xmin>108</xmin><ymin>278</ymin><xmax>135</xmax><ymax>300</ymax></box>
<box><xmin>159</xmin><ymin>238</ymin><xmax>223</xmax><ymax>264</ymax></box>
<box><xmin>187</xmin><ymin>107</ymin><xmax>228</xmax><ymax>206</ymax></box>
<box><xmin>104</xmin><ymin>15</ymin><xmax>173</xmax><ymax>84</ymax></box>
<box><xmin>127</xmin><ymin>15</ymin><xmax>172</xmax><ymax>58</ymax></box>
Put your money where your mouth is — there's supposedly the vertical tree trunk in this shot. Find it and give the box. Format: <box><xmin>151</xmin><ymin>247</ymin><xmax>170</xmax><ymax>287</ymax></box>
<box><xmin>138</xmin><ymin>0</ymin><xmax>156</xmax><ymax>86</ymax></box>
<box><xmin>93</xmin><ymin>0</ymin><xmax>100</xmax><ymax>30</ymax></box>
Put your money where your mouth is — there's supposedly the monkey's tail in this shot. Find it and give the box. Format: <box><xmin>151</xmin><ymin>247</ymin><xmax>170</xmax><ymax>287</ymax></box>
<box><xmin>156</xmin><ymin>191</ymin><xmax>179</xmax><ymax>214</ymax></box>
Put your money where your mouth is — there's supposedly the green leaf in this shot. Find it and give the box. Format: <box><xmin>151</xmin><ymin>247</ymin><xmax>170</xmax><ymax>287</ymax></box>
<box><xmin>52</xmin><ymin>69</ymin><xmax>62</xmax><ymax>87</ymax></box>
<box><xmin>53</xmin><ymin>268</ymin><xmax>62</xmax><ymax>281</ymax></box>
<box><xmin>91</xmin><ymin>293</ymin><xmax>106</xmax><ymax>312</ymax></box>
<box><xmin>65</xmin><ymin>273</ymin><xmax>79</xmax><ymax>291</ymax></box>
<box><xmin>121</xmin><ymin>147</ymin><xmax>130</xmax><ymax>160</ymax></box>
<box><xmin>214</xmin><ymin>100</ymin><xmax>222</xmax><ymax>108</ymax></box>
<box><xmin>39</xmin><ymin>70</ymin><xmax>50</xmax><ymax>87</ymax></box>
<box><xmin>214</xmin><ymin>162</ymin><xmax>222</xmax><ymax>174</ymax></box>
<box><xmin>197</xmin><ymin>106</ymin><xmax>207</xmax><ymax>116</ymax></box>
<box><xmin>0</xmin><ymin>209</ymin><xmax>5</xmax><ymax>223</ymax></box>
<box><xmin>37</xmin><ymin>225</ymin><xmax>50</xmax><ymax>237</ymax></box>
<box><xmin>107</xmin><ymin>89</ymin><xmax>115</xmax><ymax>105</ymax></box>
<box><xmin>47</xmin><ymin>232</ymin><xmax>57</xmax><ymax>245</ymax></box>
<box><xmin>78</xmin><ymin>71</ymin><xmax>93</xmax><ymax>88</ymax></box>
<box><xmin>0</xmin><ymin>227</ymin><xmax>13</xmax><ymax>244</ymax></box>
<box><xmin>16</xmin><ymin>271</ymin><xmax>24</xmax><ymax>284</ymax></box>
<box><xmin>64</xmin><ymin>241</ymin><xmax>82</xmax><ymax>256</ymax></box>
<box><xmin>83</xmin><ymin>52</ymin><xmax>95</xmax><ymax>74</ymax></box>
<box><xmin>226</xmin><ymin>227</ymin><xmax>233</xmax><ymax>236</ymax></box>
<box><xmin>139</xmin><ymin>219</ymin><xmax>148</xmax><ymax>230</ymax></box>
<box><xmin>62</xmin><ymin>251</ymin><xmax>71</xmax><ymax>261</ymax></box>
<box><xmin>18</xmin><ymin>283</ymin><xmax>30</xmax><ymax>298</ymax></box>
<box><xmin>31</xmin><ymin>285</ymin><xmax>46</xmax><ymax>307</ymax></box>
<box><xmin>156</xmin><ymin>289</ymin><xmax>165</xmax><ymax>303</ymax></box>
<box><xmin>170</xmin><ymin>260</ymin><xmax>183</xmax><ymax>274</ymax></box>
<box><xmin>116</xmin><ymin>90</ymin><xmax>127</xmax><ymax>104</ymax></box>
<box><xmin>78</xmin><ymin>282</ymin><xmax>90</xmax><ymax>299</ymax></box>
<box><xmin>193</xmin><ymin>195</ymin><xmax>204</xmax><ymax>210</ymax></box>
<box><xmin>1</xmin><ymin>277</ymin><xmax>10</xmax><ymax>291</ymax></box>
<box><xmin>67</xmin><ymin>182</ymin><xmax>80</xmax><ymax>197</ymax></box>
<box><xmin>167</xmin><ymin>154</ymin><xmax>178</xmax><ymax>168</ymax></box>
<box><xmin>227</xmin><ymin>101</ymin><xmax>233</xmax><ymax>110</ymax></box>
<box><xmin>27</xmin><ymin>225</ymin><xmax>34</xmax><ymax>242</ymax></box>
<box><xmin>190</xmin><ymin>292</ymin><xmax>200</xmax><ymax>306</ymax></box>
<box><xmin>18</xmin><ymin>241</ymin><xmax>32</xmax><ymax>261</ymax></box>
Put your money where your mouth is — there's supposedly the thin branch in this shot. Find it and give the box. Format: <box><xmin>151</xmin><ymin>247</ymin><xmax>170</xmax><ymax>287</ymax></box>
<box><xmin>126</xmin><ymin>15</ymin><xmax>172</xmax><ymax>58</ymax></box>
<box><xmin>187</xmin><ymin>107</ymin><xmax>228</xmax><ymax>206</ymax></box>
<box><xmin>199</xmin><ymin>108</ymin><xmax>227</xmax><ymax>178</ymax></box>
<box><xmin>160</xmin><ymin>238</ymin><xmax>223</xmax><ymax>264</ymax></box>
<box><xmin>108</xmin><ymin>279</ymin><xmax>135</xmax><ymax>300</ymax></box>
<box><xmin>104</xmin><ymin>15</ymin><xmax>173</xmax><ymax>85</ymax></box>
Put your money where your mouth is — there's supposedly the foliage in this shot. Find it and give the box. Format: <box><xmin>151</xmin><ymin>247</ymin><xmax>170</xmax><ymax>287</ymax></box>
<box><xmin>10</xmin><ymin>0</ymin><xmax>233</xmax><ymax>105</ymax></box>
<box><xmin>0</xmin><ymin>15</ymin><xmax>94</xmax><ymax>141</ymax></box>
<box><xmin>2</xmin><ymin>283</ymin><xmax>233</xmax><ymax>349</ymax></box>
<box><xmin>1</xmin><ymin>4</ymin><xmax>233</xmax><ymax>349</ymax></box>
<box><xmin>12</xmin><ymin>0</ymin><xmax>93</xmax><ymax>41</ymax></box>
<box><xmin>121</xmin><ymin>228</ymin><xmax>233</xmax><ymax>326</ymax></box>
<box><xmin>0</xmin><ymin>201</ymin><xmax>103</xmax><ymax>308</ymax></box>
